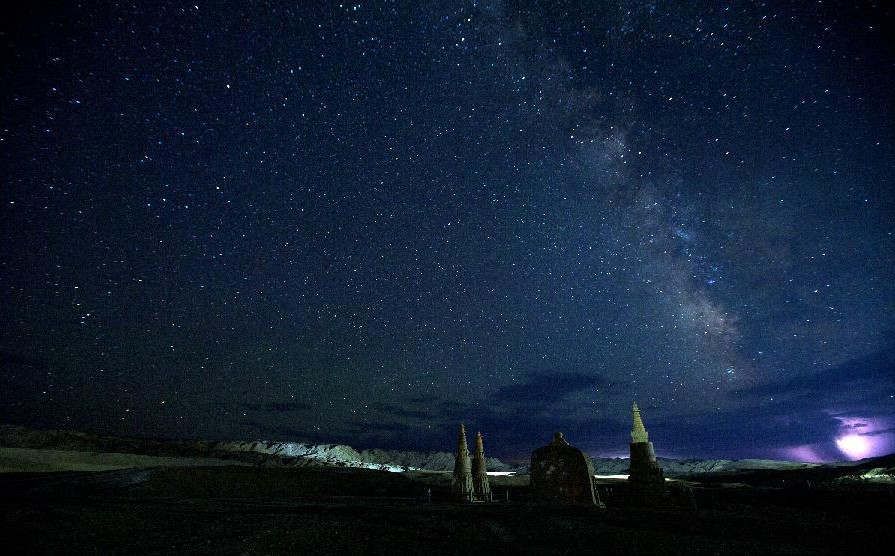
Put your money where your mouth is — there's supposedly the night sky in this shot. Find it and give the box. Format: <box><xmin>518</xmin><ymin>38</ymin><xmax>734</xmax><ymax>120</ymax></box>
<box><xmin>2</xmin><ymin>1</ymin><xmax>893</xmax><ymax>462</ymax></box>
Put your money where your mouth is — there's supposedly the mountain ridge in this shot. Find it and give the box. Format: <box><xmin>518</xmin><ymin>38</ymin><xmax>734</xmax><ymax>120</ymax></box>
<box><xmin>2</xmin><ymin>424</ymin><xmax>888</xmax><ymax>477</ymax></box>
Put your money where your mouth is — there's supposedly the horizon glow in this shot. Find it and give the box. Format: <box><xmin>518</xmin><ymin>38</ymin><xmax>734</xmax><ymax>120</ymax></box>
<box><xmin>835</xmin><ymin>434</ymin><xmax>872</xmax><ymax>460</ymax></box>
<box><xmin>833</xmin><ymin>415</ymin><xmax>895</xmax><ymax>461</ymax></box>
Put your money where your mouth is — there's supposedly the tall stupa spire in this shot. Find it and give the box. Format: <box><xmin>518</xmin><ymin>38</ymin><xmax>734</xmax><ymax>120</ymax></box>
<box><xmin>628</xmin><ymin>402</ymin><xmax>666</xmax><ymax>497</ymax></box>
<box><xmin>456</xmin><ymin>423</ymin><xmax>470</xmax><ymax>460</ymax></box>
<box><xmin>631</xmin><ymin>402</ymin><xmax>649</xmax><ymax>443</ymax></box>
<box><xmin>471</xmin><ymin>431</ymin><xmax>491</xmax><ymax>501</ymax></box>
<box><xmin>451</xmin><ymin>423</ymin><xmax>474</xmax><ymax>501</ymax></box>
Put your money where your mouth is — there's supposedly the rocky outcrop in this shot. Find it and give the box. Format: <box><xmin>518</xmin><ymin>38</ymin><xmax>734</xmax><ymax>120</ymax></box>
<box><xmin>530</xmin><ymin>432</ymin><xmax>601</xmax><ymax>506</ymax></box>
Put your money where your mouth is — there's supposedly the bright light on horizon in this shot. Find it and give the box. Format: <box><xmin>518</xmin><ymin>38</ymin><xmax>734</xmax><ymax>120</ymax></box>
<box><xmin>832</xmin><ymin>415</ymin><xmax>895</xmax><ymax>461</ymax></box>
<box><xmin>835</xmin><ymin>434</ymin><xmax>872</xmax><ymax>460</ymax></box>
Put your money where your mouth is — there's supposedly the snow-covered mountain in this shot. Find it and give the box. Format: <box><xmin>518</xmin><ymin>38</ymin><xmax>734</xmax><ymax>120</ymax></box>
<box><xmin>588</xmin><ymin>457</ymin><xmax>819</xmax><ymax>476</ymax></box>
<box><xmin>214</xmin><ymin>440</ymin><xmax>515</xmax><ymax>472</ymax></box>
<box><xmin>0</xmin><ymin>425</ymin><xmax>515</xmax><ymax>472</ymax></box>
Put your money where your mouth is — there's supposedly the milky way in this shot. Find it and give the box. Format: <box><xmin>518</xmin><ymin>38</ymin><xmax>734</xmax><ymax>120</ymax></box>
<box><xmin>1</xmin><ymin>1</ymin><xmax>893</xmax><ymax>460</ymax></box>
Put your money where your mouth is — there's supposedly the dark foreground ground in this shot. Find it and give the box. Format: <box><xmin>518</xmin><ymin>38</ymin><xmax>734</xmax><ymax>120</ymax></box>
<box><xmin>1</xmin><ymin>466</ymin><xmax>893</xmax><ymax>555</ymax></box>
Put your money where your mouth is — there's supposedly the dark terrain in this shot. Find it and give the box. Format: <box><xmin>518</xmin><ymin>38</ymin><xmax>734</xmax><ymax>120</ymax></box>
<box><xmin>2</xmin><ymin>463</ymin><xmax>893</xmax><ymax>555</ymax></box>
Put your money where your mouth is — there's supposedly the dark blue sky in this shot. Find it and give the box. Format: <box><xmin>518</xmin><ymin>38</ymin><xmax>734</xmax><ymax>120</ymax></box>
<box><xmin>1</xmin><ymin>1</ymin><xmax>893</xmax><ymax>461</ymax></box>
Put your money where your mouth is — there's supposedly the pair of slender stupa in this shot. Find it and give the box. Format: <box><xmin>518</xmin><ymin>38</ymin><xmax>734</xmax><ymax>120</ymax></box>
<box><xmin>452</xmin><ymin>424</ymin><xmax>491</xmax><ymax>502</ymax></box>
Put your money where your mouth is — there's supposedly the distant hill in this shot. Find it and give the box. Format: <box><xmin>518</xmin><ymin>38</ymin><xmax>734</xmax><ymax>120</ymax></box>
<box><xmin>0</xmin><ymin>424</ymin><xmax>513</xmax><ymax>472</ymax></box>
<box><xmin>2</xmin><ymin>424</ymin><xmax>892</xmax><ymax>482</ymax></box>
<box><xmin>588</xmin><ymin>457</ymin><xmax>819</xmax><ymax>476</ymax></box>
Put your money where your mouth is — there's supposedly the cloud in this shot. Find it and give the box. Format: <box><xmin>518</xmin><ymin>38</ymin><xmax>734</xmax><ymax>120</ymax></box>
<box><xmin>243</xmin><ymin>421</ymin><xmax>354</xmax><ymax>445</ymax></box>
<box><xmin>469</xmin><ymin>412</ymin><xmax>626</xmax><ymax>459</ymax></box>
<box><xmin>860</xmin><ymin>427</ymin><xmax>895</xmax><ymax>437</ymax></box>
<box><xmin>490</xmin><ymin>371</ymin><xmax>607</xmax><ymax>405</ymax></box>
<box><xmin>647</xmin><ymin>405</ymin><xmax>845</xmax><ymax>459</ymax></box>
<box><xmin>277</xmin><ymin>371</ymin><xmax>629</xmax><ymax>456</ymax></box>
<box><xmin>731</xmin><ymin>344</ymin><xmax>895</xmax><ymax>408</ymax></box>
<box><xmin>364</xmin><ymin>409</ymin><xmax>626</xmax><ymax>458</ymax></box>
<box><xmin>405</xmin><ymin>394</ymin><xmax>442</xmax><ymax>404</ymax></box>
<box><xmin>369</xmin><ymin>371</ymin><xmax>625</xmax><ymax>457</ymax></box>
<box><xmin>370</xmin><ymin>403</ymin><xmax>433</xmax><ymax>421</ymax></box>
<box><xmin>243</xmin><ymin>400</ymin><xmax>311</xmax><ymax>413</ymax></box>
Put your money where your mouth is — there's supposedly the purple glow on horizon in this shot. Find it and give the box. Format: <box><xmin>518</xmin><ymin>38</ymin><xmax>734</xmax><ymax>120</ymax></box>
<box><xmin>778</xmin><ymin>414</ymin><xmax>895</xmax><ymax>463</ymax></box>
<box><xmin>780</xmin><ymin>444</ymin><xmax>831</xmax><ymax>463</ymax></box>
<box><xmin>835</xmin><ymin>434</ymin><xmax>873</xmax><ymax>459</ymax></box>
<box><xmin>833</xmin><ymin>415</ymin><xmax>895</xmax><ymax>461</ymax></box>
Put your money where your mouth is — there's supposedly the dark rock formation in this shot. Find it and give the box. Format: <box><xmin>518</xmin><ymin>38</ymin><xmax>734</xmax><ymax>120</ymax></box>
<box><xmin>530</xmin><ymin>432</ymin><xmax>601</xmax><ymax>506</ymax></box>
<box><xmin>451</xmin><ymin>424</ymin><xmax>473</xmax><ymax>501</ymax></box>
<box><xmin>471</xmin><ymin>431</ymin><xmax>491</xmax><ymax>501</ymax></box>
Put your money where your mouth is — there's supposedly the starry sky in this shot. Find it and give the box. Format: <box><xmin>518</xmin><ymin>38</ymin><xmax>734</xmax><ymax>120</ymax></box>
<box><xmin>1</xmin><ymin>1</ymin><xmax>893</xmax><ymax>462</ymax></box>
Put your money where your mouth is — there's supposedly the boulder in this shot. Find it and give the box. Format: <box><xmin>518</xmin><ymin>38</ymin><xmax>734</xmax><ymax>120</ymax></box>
<box><xmin>530</xmin><ymin>432</ymin><xmax>600</xmax><ymax>505</ymax></box>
